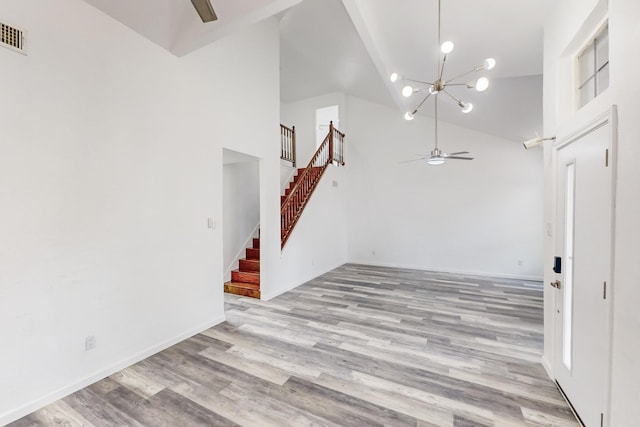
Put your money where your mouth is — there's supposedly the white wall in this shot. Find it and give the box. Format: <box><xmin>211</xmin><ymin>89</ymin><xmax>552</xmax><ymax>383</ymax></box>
<box><xmin>268</xmin><ymin>166</ymin><xmax>349</xmax><ymax>300</ymax></box>
<box><xmin>346</xmin><ymin>96</ymin><xmax>544</xmax><ymax>279</ymax></box>
<box><xmin>0</xmin><ymin>0</ymin><xmax>280</xmax><ymax>423</ymax></box>
<box><xmin>544</xmin><ymin>0</ymin><xmax>640</xmax><ymax>424</ymax></box>
<box><xmin>281</xmin><ymin>92</ymin><xmax>348</xmax><ymax>166</ymax></box>
<box><xmin>223</xmin><ymin>158</ymin><xmax>260</xmax><ymax>280</ymax></box>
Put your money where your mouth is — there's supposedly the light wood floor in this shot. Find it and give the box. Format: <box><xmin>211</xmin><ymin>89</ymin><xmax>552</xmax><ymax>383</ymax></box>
<box><xmin>11</xmin><ymin>264</ymin><xmax>578</xmax><ymax>426</ymax></box>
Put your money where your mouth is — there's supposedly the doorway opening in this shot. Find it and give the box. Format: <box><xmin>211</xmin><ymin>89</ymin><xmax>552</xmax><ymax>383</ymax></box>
<box><xmin>316</xmin><ymin>105</ymin><xmax>339</xmax><ymax>148</ymax></box>
<box><xmin>222</xmin><ymin>148</ymin><xmax>261</xmax><ymax>299</ymax></box>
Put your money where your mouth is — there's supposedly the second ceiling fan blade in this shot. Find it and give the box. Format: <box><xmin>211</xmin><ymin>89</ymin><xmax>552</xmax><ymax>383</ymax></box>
<box><xmin>399</xmin><ymin>157</ymin><xmax>428</xmax><ymax>164</ymax></box>
<box><xmin>445</xmin><ymin>151</ymin><xmax>470</xmax><ymax>156</ymax></box>
<box><xmin>191</xmin><ymin>0</ymin><xmax>218</xmax><ymax>22</ymax></box>
<box><xmin>447</xmin><ymin>156</ymin><xmax>474</xmax><ymax>160</ymax></box>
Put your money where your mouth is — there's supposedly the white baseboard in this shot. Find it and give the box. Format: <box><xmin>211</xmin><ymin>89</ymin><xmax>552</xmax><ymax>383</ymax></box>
<box><xmin>0</xmin><ymin>315</ymin><xmax>226</xmax><ymax>426</ymax></box>
<box><xmin>541</xmin><ymin>355</ymin><xmax>554</xmax><ymax>380</ymax></box>
<box><xmin>346</xmin><ymin>260</ymin><xmax>544</xmax><ymax>282</ymax></box>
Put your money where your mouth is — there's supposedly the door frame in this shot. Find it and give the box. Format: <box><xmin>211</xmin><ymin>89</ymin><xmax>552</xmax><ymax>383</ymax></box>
<box><xmin>551</xmin><ymin>105</ymin><xmax>617</xmax><ymax>426</ymax></box>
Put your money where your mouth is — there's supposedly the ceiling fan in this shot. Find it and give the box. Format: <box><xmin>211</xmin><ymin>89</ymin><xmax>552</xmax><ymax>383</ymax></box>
<box><xmin>401</xmin><ymin>96</ymin><xmax>474</xmax><ymax>165</ymax></box>
<box><xmin>191</xmin><ymin>0</ymin><xmax>218</xmax><ymax>22</ymax></box>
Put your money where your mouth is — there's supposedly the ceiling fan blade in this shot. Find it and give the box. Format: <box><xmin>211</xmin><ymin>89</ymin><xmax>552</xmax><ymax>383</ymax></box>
<box><xmin>445</xmin><ymin>151</ymin><xmax>470</xmax><ymax>157</ymax></box>
<box><xmin>191</xmin><ymin>0</ymin><xmax>218</xmax><ymax>22</ymax></box>
<box><xmin>399</xmin><ymin>157</ymin><xmax>428</xmax><ymax>164</ymax></box>
<box><xmin>447</xmin><ymin>156</ymin><xmax>474</xmax><ymax>160</ymax></box>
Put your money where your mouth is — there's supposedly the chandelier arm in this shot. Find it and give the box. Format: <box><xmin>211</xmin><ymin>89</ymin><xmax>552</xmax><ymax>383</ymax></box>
<box><xmin>404</xmin><ymin>78</ymin><xmax>434</xmax><ymax>85</ymax></box>
<box><xmin>411</xmin><ymin>92</ymin><xmax>432</xmax><ymax>114</ymax></box>
<box><xmin>445</xmin><ymin>67</ymin><xmax>482</xmax><ymax>84</ymax></box>
<box><xmin>439</xmin><ymin>54</ymin><xmax>448</xmax><ymax>82</ymax></box>
<box><xmin>442</xmin><ymin>89</ymin><xmax>463</xmax><ymax>104</ymax></box>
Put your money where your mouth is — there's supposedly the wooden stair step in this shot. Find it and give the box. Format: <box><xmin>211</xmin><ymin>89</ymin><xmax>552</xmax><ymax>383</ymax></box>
<box><xmin>231</xmin><ymin>270</ymin><xmax>260</xmax><ymax>285</ymax></box>
<box><xmin>239</xmin><ymin>258</ymin><xmax>260</xmax><ymax>272</ymax></box>
<box><xmin>246</xmin><ymin>247</ymin><xmax>260</xmax><ymax>260</ymax></box>
<box><xmin>252</xmin><ymin>238</ymin><xmax>260</xmax><ymax>249</ymax></box>
<box><xmin>224</xmin><ymin>281</ymin><xmax>260</xmax><ymax>299</ymax></box>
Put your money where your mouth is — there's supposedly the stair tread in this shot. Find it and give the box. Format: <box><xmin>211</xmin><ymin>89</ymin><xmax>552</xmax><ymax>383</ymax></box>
<box><xmin>232</xmin><ymin>269</ymin><xmax>259</xmax><ymax>276</ymax></box>
<box><xmin>224</xmin><ymin>281</ymin><xmax>261</xmax><ymax>299</ymax></box>
<box><xmin>239</xmin><ymin>258</ymin><xmax>260</xmax><ymax>272</ymax></box>
<box><xmin>232</xmin><ymin>269</ymin><xmax>260</xmax><ymax>285</ymax></box>
<box><xmin>246</xmin><ymin>247</ymin><xmax>260</xmax><ymax>260</ymax></box>
<box><xmin>225</xmin><ymin>281</ymin><xmax>260</xmax><ymax>290</ymax></box>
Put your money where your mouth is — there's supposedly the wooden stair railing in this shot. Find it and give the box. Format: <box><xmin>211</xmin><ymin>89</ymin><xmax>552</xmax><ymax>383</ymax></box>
<box><xmin>280</xmin><ymin>124</ymin><xmax>296</xmax><ymax>167</ymax></box>
<box><xmin>281</xmin><ymin>121</ymin><xmax>345</xmax><ymax>249</ymax></box>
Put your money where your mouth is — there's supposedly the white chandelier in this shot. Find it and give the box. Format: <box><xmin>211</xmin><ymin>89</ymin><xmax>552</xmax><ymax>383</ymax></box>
<box><xmin>389</xmin><ymin>0</ymin><xmax>496</xmax><ymax>121</ymax></box>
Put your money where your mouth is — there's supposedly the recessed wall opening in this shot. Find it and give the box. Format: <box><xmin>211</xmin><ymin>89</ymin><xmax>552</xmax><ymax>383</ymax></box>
<box><xmin>222</xmin><ymin>149</ymin><xmax>261</xmax><ymax>300</ymax></box>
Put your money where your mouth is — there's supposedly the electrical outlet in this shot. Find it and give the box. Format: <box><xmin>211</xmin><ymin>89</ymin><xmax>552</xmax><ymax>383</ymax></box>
<box><xmin>85</xmin><ymin>335</ymin><xmax>96</xmax><ymax>351</ymax></box>
<box><xmin>207</xmin><ymin>217</ymin><xmax>216</xmax><ymax>229</ymax></box>
<box><xmin>517</xmin><ymin>259</ymin><xmax>524</xmax><ymax>267</ymax></box>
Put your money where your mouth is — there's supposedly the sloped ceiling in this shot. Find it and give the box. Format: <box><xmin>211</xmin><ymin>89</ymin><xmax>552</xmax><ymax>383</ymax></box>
<box><xmin>83</xmin><ymin>0</ymin><xmax>302</xmax><ymax>55</ymax></box>
<box><xmin>281</xmin><ymin>0</ymin><xmax>553</xmax><ymax>142</ymax></box>
<box><xmin>82</xmin><ymin>0</ymin><xmax>552</xmax><ymax>142</ymax></box>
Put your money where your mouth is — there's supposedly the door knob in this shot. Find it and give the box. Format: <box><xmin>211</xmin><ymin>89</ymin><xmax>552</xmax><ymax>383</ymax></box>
<box><xmin>550</xmin><ymin>280</ymin><xmax>561</xmax><ymax>289</ymax></box>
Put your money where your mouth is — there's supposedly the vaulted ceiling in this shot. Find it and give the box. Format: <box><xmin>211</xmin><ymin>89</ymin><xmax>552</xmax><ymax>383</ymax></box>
<box><xmin>83</xmin><ymin>0</ymin><xmax>552</xmax><ymax>142</ymax></box>
<box><xmin>83</xmin><ymin>0</ymin><xmax>302</xmax><ymax>55</ymax></box>
<box><xmin>281</xmin><ymin>0</ymin><xmax>554</xmax><ymax>142</ymax></box>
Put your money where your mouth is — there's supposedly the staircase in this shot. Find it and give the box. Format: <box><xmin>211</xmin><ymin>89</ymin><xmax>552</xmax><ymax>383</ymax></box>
<box><xmin>281</xmin><ymin>121</ymin><xmax>345</xmax><ymax>248</ymax></box>
<box><xmin>224</xmin><ymin>121</ymin><xmax>345</xmax><ymax>299</ymax></box>
<box><xmin>224</xmin><ymin>236</ymin><xmax>260</xmax><ymax>299</ymax></box>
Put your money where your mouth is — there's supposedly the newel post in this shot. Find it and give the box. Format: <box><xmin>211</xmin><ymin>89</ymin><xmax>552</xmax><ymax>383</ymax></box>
<box><xmin>292</xmin><ymin>125</ymin><xmax>296</xmax><ymax>167</ymax></box>
<box><xmin>329</xmin><ymin>121</ymin><xmax>334</xmax><ymax>163</ymax></box>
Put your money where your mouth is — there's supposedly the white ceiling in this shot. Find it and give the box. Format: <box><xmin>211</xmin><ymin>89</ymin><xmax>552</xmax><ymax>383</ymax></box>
<box><xmin>83</xmin><ymin>0</ymin><xmax>302</xmax><ymax>55</ymax></box>
<box><xmin>279</xmin><ymin>0</ymin><xmax>391</xmax><ymax>107</ymax></box>
<box><xmin>82</xmin><ymin>0</ymin><xmax>552</xmax><ymax>142</ymax></box>
<box><xmin>280</xmin><ymin>0</ymin><xmax>554</xmax><ymax>142</ymax></box>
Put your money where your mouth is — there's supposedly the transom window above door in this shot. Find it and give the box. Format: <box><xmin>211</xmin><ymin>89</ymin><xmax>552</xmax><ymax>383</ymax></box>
<box><xmin>577</xmin><ymin>23</ymin><xmax>609</xmax><ymax>108</ymax></box>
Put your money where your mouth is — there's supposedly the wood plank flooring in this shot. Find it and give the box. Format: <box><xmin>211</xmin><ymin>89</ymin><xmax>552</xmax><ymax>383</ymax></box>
<box><xmin>10</xmin><ymin>264</ymin><xmax>578</xmax><ymax>426</ymax></box>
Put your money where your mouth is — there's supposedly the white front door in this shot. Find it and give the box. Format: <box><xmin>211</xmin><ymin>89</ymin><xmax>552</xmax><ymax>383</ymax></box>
<box><xmin>553</xmin><ymin>114</ymin><xmax>614</xmax><ymax>426</ymax></box>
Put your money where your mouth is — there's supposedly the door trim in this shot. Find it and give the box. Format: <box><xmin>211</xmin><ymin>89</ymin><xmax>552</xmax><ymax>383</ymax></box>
<box><xmin>552</xmin><ymin>105</ymin><xmax>617</xmax><ymax>427</ymax></box>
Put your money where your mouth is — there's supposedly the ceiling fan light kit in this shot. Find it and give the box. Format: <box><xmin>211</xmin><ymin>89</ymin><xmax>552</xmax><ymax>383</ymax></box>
<box><xmin>393</xmin><ymin>0</ymin><xmax>495</xmax><ymax>166</ymax></box>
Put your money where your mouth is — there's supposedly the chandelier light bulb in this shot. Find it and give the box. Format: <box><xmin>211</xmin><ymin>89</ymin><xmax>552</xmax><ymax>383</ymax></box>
<box><xmin>440</xmin><ymin>41</ymin><xmax>454</xmax><ymax>54</ymax></box>
<box><xmin>475</xmin><ymin>77</ymin><xmax>490</xmax><ymax>92</ymax></box>
<box><xmin>429</xmin><ymin>85</ymin><xmax>439</xmax><ymax>95</ymax></box>
<box><xmin>404</xmin><ymin>111</ymin><xmax>415</xmax><ymax>121</ymax></box>
<box><xmin>461</xmin><ymin>102</ymin><xmax>474</xmax><ymax>113</ymax></box>
<box><xmin>483</xmin><ymin>58</ymin><xmax>496</xmax><ymax>70</ymax></box>
<box><xmin>390</xmin><ymin>72</ymin><xmax>400</xmax><ymax>83</ymax></box>
<box><xmin>402</xmin><ymin>85</ymin><xmax>414</xmax><ymax>97</ymax></box>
